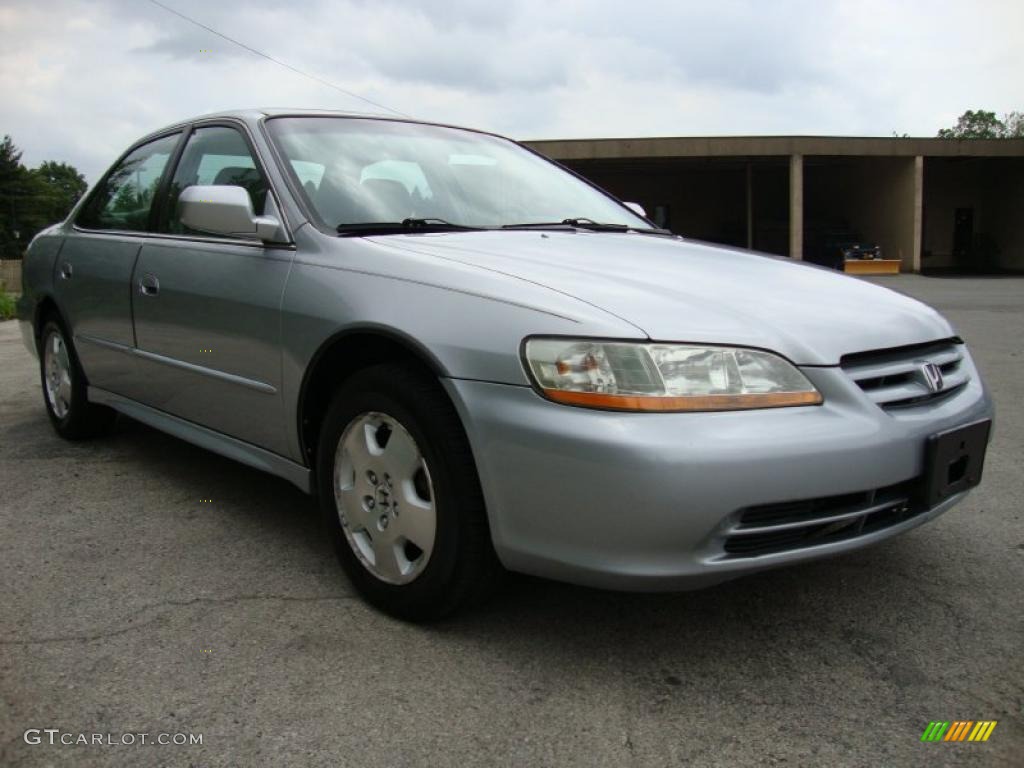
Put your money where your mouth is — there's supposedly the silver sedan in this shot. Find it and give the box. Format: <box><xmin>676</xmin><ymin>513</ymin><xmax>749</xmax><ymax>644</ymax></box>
<box><xmin>17</xmin><ymin>109</ymin><xmax>994</xmax><ymax>619</ymax></box>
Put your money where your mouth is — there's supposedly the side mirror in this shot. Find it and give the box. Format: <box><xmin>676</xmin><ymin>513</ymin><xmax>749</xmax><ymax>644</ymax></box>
<box><xmin>624</xmin><ymin>201</ymin><xmax>646</xmax><ymax>218</ymax></box>
<box><xmin>179</xmin><ymin>185</ymin><xmax>280</xmax><ymax>242</ymax></box>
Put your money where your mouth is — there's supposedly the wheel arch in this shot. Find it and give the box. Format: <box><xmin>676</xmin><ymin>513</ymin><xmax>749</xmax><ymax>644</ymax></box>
<box><xmin>33</xmin><ymin>294</ymin><xmax>66</xmax><ymax>342</ymax></box>
<box><xmin>297</xmin><ymin>325</ymin><xmax>453</xmax><ymax>466</ymax></box>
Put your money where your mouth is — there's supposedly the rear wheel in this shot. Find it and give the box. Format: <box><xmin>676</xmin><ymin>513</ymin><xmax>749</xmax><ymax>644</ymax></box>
<box><xmin>38</xmin><ymin>318</ymin><xmax>116</xmax><ymax>439</ymax></box>
<box><xmin>317</xmin><ymin>363</ymin><xmax>499</xmax><ymax>621</ymax></box>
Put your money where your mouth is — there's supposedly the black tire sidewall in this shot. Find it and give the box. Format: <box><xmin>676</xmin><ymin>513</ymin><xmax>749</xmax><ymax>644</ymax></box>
<box><xmin>316</xmin><ymin>368</ymin><xmax>475</xmax><ymax>620</ymax></box>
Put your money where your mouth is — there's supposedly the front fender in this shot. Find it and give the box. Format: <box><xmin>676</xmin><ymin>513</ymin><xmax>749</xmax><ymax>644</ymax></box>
<box><xmin>278</xmin><ymin>258</ymin><xmax>640</xmax><ymax>462</ymax></box>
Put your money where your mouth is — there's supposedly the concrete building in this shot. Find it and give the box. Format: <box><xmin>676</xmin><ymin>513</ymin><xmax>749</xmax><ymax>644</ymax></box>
<box><xmin>526</xmin><ymin>136</ymin><xmax>1024</xmax><ymax>273</ymax></box>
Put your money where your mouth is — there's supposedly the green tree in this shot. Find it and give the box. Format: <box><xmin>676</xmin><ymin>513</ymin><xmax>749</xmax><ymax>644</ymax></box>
<box><xmin>938</xmin><ymin>109</ymin><xmax>1004</xmax><ymax>138</ymax></box>
<box><xmin>33</xmin><ymin>160</ymin><xmax>87</xmax><ymax>221</ymax></box>
<box><xmin>0</xmin><ymin>135</ymin><xmax>90</xmax><ymax>258</ymax></box>
<box><xmin>937</xmin><ymin>109</ymin><xmax>1024</xmax><ymax>138</ymax></box>
<box><xmin>0</xmin><ymin>135</ymin><xmax>30</xmax><ymax>258</ymax></box>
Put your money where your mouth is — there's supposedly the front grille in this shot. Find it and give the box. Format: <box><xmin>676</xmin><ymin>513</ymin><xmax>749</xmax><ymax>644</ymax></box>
<box><xmin>723</xmin><ymin>479</ymin><xmax>925</xmax><ymax>558</ymax></box>
<box><xmin>841</xmin><ymin>339</ymin><xmax>969</xmax><ymax>409</ymax></box>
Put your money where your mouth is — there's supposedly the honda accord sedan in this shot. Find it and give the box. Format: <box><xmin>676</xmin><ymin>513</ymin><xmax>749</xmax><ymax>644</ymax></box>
<box><xmin>17</xmin><ymin>109</ymin><xmax>993</xmax><ymax>620</ymax></box>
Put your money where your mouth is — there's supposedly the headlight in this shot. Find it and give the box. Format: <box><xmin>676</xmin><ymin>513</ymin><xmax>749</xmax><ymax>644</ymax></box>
<box><xmin>523</xmin><ymin>338</ymin><xmax>822</xmax><ymax>412</ymax></box>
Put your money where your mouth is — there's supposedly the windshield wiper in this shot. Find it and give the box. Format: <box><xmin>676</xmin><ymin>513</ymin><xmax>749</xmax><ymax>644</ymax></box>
<box><xmin>403</xmin><ymin>218</ymin><xmax>478</xmax><ymax>229</ymax></box>
<box><xmin>563</xmin><ymin>217</ymin><xmax>629</xmax><ymax>231</ymax></box>
<box><xmin>502</xmin><ymin>218</ymin><xmax>673</xmax><ymax>235</ymax></box>
<box><xmin>337</xmin><ymin>218</ymin><xmax>481</xmax><ymax>236</ymax></box>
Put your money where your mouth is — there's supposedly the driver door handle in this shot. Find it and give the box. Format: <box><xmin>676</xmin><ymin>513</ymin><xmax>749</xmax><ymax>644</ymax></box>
<box><xmin>138</xmin><ymin>274</ymin><xmax>160</xmax><ymax>296</ymax></box>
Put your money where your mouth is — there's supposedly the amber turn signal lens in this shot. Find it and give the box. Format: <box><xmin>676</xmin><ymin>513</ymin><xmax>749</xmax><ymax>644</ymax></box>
<box><xmin>541</xmin><ymin>389</ymin><xmax>823</xmax><ymax>412</ymax></box>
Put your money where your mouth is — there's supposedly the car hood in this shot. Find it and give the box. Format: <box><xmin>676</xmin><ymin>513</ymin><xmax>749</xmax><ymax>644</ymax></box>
<box><xmin>368</xmin><ymin>231</ymin><xmax>954</xmax><ymax>365</ymax></box>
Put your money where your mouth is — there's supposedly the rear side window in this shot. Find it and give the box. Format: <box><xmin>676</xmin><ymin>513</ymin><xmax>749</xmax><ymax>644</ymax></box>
<box><xmin>163</xmin><ymin>126</ymin><xmax>269</xmax><ymax>235</ymax></box>
<box><xmin>77</xmin><ymin>133</ymin><xmax>180</xmax><ymax>231</ymax></box>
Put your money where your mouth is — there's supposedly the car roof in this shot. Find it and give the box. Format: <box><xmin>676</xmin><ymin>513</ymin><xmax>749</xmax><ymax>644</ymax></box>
<box><xmin>136</xmin><ymin>108</ymin><xmax>490</xmax><ymax>144</ymax></box>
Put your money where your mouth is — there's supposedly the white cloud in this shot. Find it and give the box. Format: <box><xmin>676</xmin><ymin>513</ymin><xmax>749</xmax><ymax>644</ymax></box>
<box><xmin>1</xmin><ymin>0</ymin><xmax>1021</xmax><ymax>182</ymax></box>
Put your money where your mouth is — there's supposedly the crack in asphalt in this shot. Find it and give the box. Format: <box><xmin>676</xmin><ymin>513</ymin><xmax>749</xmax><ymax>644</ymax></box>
<box><xmin>0</xmin><ymin>593</ymin><xmax>357</xmax><ymax>646</ymax></box>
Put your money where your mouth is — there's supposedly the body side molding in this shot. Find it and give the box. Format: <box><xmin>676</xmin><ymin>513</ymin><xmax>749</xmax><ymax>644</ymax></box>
<box><xmin>77</xmin><ymin>334</ymin><xmax>277</xmax><ymax>394</ymax></box>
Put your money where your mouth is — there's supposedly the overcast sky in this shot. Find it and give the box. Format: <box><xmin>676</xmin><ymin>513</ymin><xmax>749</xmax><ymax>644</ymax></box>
<box><xmin>2</xmin><ymin>0</ymin><xmax>1022</xmax><ymax>181</ymax></box>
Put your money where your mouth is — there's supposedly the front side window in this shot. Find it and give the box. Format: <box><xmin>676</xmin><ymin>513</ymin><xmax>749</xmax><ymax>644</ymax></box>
<box><xmin>267</xmin><ymin>117</ymin><xmax>650</xmax><ymax>231</ymax></box>
<box><xmin>77</xmin><ymin>133</ymin><xmax>180</xmax><ymax>231</ymax></box>
<box><xmin>163</xmin><ymin>126</ymin><xmax>269</xmax><ymax>234</ymax></box>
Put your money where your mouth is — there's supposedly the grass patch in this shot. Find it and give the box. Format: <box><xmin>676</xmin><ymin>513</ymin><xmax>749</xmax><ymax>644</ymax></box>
<box><xmin>0</xmin><ymin>291</ymin><xmax>15</xmax><ymax>320</ymax></box>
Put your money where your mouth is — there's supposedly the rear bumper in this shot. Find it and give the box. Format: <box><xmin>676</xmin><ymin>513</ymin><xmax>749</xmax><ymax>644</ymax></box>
<box><xmin>18</xmin><ymin>319</ymin><xmax>37</xmax><ymax>360</ymax></box>
<box><xmin>444</xmin><ymin>350</ymin><xmax>993</xmax><ymax>591</ymax></box>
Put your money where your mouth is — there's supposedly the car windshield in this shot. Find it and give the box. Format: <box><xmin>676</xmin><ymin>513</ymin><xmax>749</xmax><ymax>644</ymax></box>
<box><xmin>266</xmin><ymin>117</ymin><xmax>652</xmax><ymax>232</ymax></box>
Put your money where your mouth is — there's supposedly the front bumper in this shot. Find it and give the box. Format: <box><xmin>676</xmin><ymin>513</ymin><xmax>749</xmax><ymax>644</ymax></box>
<box><xmin>444</xmin><ymin>349</ymin><xmax>993</xmax><ymax>591</ymax></box>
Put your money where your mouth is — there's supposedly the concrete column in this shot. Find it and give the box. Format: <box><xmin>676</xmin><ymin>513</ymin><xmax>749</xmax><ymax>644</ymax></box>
<box><xmin>789</xmin><ymin>154</ymin><xmax>803</xmax><ymax>259</ymax></box>
<box><xmin>911</xmin><ymin>155</ymin><xmax>923</xmax><ymax>273</ymax></box>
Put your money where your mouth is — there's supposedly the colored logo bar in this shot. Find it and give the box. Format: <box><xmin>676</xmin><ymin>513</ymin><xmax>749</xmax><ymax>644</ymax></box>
<box><xmin>921</xmin><ymin>721</ymin><xmax>997</xmax><ymax>742</ymax></box>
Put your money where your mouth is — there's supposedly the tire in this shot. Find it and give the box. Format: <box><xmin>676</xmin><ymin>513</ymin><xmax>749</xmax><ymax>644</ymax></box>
<box><xmin>38</xmin><ymin>317</ymin><xmax>116</xmax><ymax>439</ymax></box>
<box><xmin>316</xmin><ymin>362</ymin><xmax>500</xmax><ymax>621</ymax></box>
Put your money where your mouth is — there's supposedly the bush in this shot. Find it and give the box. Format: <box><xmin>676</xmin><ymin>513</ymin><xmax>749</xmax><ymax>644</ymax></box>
<box><xmin>0</xmin><ymin>291</ymin><xmax>15</xmax><ymax>320</ymax></box>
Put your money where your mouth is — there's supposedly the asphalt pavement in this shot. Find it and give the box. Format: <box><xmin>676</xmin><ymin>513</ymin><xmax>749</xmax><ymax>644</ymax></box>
<box><xmin>0</xmin><ymin>275</ymin><xmax>1021</xmax><ymax>767</ymax></box>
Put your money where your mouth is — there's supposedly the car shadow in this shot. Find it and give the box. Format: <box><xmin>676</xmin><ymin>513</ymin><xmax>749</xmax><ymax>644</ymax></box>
<box><xmin>103</xmin><ymin>413</ymin><xmax>329</xmax><ymax>560</ymax></box>
<box><xmin>47</xmin><ymin>410</ymin><xmax>960</xmax><ymax>680</ymax></box>
<box><xmin>431</xmin><ymin>527</ymin><xmax>958</xmax><ymax>697</ymax></box>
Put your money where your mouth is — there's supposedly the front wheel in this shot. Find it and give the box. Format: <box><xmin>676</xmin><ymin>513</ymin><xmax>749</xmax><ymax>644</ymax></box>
<box><xmin>317</xmin><ymin>363</ymin><xmax>499</xmax><ymax>621</ymax></box>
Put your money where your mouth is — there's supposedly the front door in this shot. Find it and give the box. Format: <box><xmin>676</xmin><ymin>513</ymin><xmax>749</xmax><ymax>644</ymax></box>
<box><xmin>55</xmin><ymin>133</ymin><xmax>181</xmax><ymax>394</ymax></box>
<box><xmin>129</xmin><ymin>125</ymin><xmax>294</xmax><ymax>456</ymax></box>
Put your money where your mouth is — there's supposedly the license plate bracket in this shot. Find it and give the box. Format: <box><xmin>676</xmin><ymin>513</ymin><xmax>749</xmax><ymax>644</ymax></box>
<box><xmin>922</xmin><ymin>419</ymin><xmax>991</xmax><ymax>508</ymax></box>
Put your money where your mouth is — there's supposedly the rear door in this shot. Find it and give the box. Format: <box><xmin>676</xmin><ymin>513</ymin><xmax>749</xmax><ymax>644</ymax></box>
<box><xmin>129</xmin><ymin>123</ymin><xmax>294</xmax><ymax>456</ymax></box>
<box><xmin>55</xmin><ymin>132</ymin><xmax>182</xmax><ymax>393</ymax></box>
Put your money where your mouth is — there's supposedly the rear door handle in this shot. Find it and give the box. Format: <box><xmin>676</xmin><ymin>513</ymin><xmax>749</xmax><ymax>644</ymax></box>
<box><xmin>59</xmin><ymin>262</ymin><xmax>73</xmax><ymax>279</ymax></box>
<box><xmin>138</xmin><ymin>274</ymin><xmax>160</xmax><ymax>296</ymax></box>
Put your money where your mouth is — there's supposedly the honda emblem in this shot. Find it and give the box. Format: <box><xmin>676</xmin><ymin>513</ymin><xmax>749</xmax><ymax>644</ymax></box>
<box><xmin>920</xmin><ymin>362</ymin><xmax>944</xmax><ymax>393</ymax></box>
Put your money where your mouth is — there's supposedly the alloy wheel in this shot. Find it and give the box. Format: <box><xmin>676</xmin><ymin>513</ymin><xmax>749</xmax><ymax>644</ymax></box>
<box><xmin>43</xmin><ymin>329</ymin><xmax>73</xmax><ymax>419</ymax></box>
<box><xmin>333</xmin><ymin>411</ymin><xmax>436</xmax><ymax>584</ymax></box>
